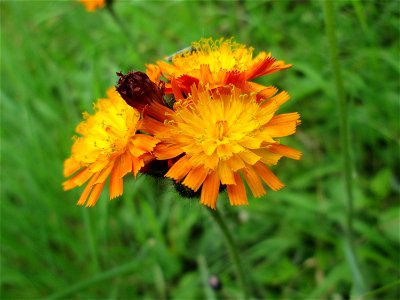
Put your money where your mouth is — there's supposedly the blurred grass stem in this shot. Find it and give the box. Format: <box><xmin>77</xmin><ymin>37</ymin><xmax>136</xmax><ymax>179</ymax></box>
<box><xmin>323</xmin><ymin>1</ymin><xmax>368</xmax><ymax>295</ymax></box>
<box><xmin>106</xmin><ymin>5</ymin><xmax>135</xmax><ymax>42</ymax></box>
<box><xmin>46</xmin><ymin>248</ymin><xmax>148</xmax><ymax>299</ymax></box>
<box><xmin>208</xmin><ymin>209</ymin><xmax>250</xmax><ymax>299</ymax></box>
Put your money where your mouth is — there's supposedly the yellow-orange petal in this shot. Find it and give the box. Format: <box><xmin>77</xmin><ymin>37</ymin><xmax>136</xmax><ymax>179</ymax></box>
<box><xmin>253</xmin><ymin>162</ymin><xmax>285</xmax><ymax>191</ymax></box>
<box><xmin>245</xmin><ymin>56</ymin><xmax>276</xmax><ymax>80</ymax></box>
<box><xmin>200</xmin><ymin>64</ymin><xmax>214</xmax><ymax>83</ymax></box>
<box><xmin>148</xmin><ymin>102</ymin><xmax>174</xmax><ymax>121</ymax></box>
<box><xmin>242</xmin><ymin>166</ymin><xmax>266</xmax><ymax>198</ymax></box>
<box><xmin>262</xmin><ymin>90</ymin><xmax>290</xmax><ymax>109</ymax></box>
<box><xmin>268</xmin><ymin>112</ymin><xmax>301</xmax><ymax>125</ymax></box>
<box><xmin>109</xmin><ymin>168</ymin><xmax>123</xmax><ymax>200</ymax></box>
<box><xmin>200</xmin><ymin>171</ymin><xmax>220</xmax><ymax>209</ymax></box>
<box><xmin>141</xmin><ymin>117</ymin><xmax>169</xmax><ymax>136</ymax></box>
<box><xmin>226</xmin><ymin>173</ymin><xmax>248</xmax><ymax>206</ymax></box>
<box><xmin>264</xmin><ymin>113</ymin><xmax>300</xmax><ymax>137</ymax></box>
<box><xmin>145</xmin><ymin>64</ymin><xmax>162</xmax><ymax>83</ymax></box>
<box><xmin>182</xmin><ymin>166</ymin><xmax>209</xmax><ymax>192</ymax></box>
<box><xmin>132</xmin><ymin>156</ymin><xmax>145</xmax><ymax>176</ymax></box>
<box><xmin>171</xmin><ymin>76</ymin><xmax>185</xmax><ymax>101</ymax></box>
<box><xmin>155</xmin><ymin>144</ymin><xmax>184</xmax><ymax>160</ymax></box>
<box><xmin>226</xmin><ymin>155</ymin><xmax>246</xmax><ymax>172</ymax></box>
<box><xmin>246</xmin><ymin>82</ymin><xmax>278</xmax><ymax>101</ymax></box>
<box><xmin>95</xmin><ymin>162</ymin><xmax>114</xmax><ymax>184</ymax></box>
<box><xmin>268</xmin><ymin>144</ymin><xmax>302</xmax><ymax>160</ymax></box>
<box><xmin>64</xmin><ymin>157</ymin><xmax>81</xmax><ymax>177</ymax></box>
<box><xmin>217</xmin><ymin>161</ymin><xmax>235</xmax><ymax>185</ymax></box>
<box><xmin>165</xmin><ymin>156</ymin><xmax>192</xmax><ymax>182</ymax></box>
<box><xmin>63</xmin><ymin>168</ymin><xmax>92</xmax><ymax>190</ymax></box>
<box><xmin>239</xmin><ymin>136</ymin><xmax>263</xmax><ymax>149</ymax></box>
<box><xmin>131</xmin><ymin>134</ymin><xmax>160</xmax><ymax>154</ymax></box>
<box><xmin>188</xmin><ymin>152</ymin><xmax>218</xmax><ymax>168</ymax></box>
<box><xmin>113</xmin><ymin>152</ymin><xmax>133</xmax><ymax>180</ymax></box>
<box><xmin>77</xmin><ymin>171</ymin><xmax>100</xmax><ymax>206</ymax></box>
<box><xmin>252</xmin><ymin>149</ymin><xmax>283</xmax><ymax>165</ymax></box>
<box><xmin>86</xmin><ymin>181</ymin><xmax>107</xmax><ymax>207</ymax></box>
<box><xmin>238</xmin><ymin>150</ymin><xmax>261</xmax><ymax>165</ymax></box>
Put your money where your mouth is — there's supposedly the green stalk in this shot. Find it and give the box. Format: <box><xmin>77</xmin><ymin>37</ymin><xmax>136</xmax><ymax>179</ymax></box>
<box><xmin>82</xmin><ymin>209</ymin><xmax>100</xmax><ymax>273</ymax></box>
<box><xmin>208</xmin><ymin>209</ymin><xmax>250</xmax><ymax>299</ymax></box>
<box><xmin>323</xmin><ymin>1</ymin><xmax>368</xmax><ymax>296</ymax></box>
<box><xmin>106</xmin><ymin>5</ymin><xmax>135</xmax><ymax>42</ymax></box>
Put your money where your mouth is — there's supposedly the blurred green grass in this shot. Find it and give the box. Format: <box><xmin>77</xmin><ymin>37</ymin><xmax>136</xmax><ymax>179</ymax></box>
<box><xmin>1</xmin><ymin>1</ymin><xmax>399</xmax><ymax>299</ymax></box>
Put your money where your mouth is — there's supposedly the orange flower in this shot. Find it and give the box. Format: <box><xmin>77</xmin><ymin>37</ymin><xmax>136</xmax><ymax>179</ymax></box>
<box><xmin>144</xmin><ymin>84</ymin><xmax>301</xmax><ymax>209</ymax></box>
<box><xmin>79</xmin><ymin>0</ymin><xmax>106</xmax><ymax>12</ymax></box>
<box><xmin>152</xmin><ymin>38</ymin><xmax>292</xmax><ymax>101</ymax></box>
<box><xmin>63</xmin><ymin>88</ymin><xmax>159</xmax><ymax>207</ymax></box>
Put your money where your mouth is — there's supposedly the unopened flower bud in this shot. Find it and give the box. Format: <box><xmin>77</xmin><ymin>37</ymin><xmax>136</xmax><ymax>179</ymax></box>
<box><xmin>116</xmin><ymin>71</ymin><xmax>165</xmax><ymax>111</ymax></box>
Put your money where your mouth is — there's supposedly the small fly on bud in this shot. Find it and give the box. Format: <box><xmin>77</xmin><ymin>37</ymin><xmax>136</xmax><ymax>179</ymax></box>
<box><xmin>166</xmin><ymin>46</ymin><xmax>197</xmax><ymax>62</ymax></box>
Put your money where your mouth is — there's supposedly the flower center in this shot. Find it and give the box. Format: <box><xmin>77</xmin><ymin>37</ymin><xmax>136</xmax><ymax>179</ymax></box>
<box><xmin>215</xmin><ymin>120</ymin><xmax>228</xmax><ymax>141</ymax></box>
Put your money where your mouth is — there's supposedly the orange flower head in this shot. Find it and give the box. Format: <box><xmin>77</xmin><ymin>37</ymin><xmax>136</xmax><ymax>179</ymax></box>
<box><xmin>149</xmin><ymin>84</ymin><xmax>301</xmax><ymax>209</ymax></box>
<box><xmin>155</xmin><ymin>38</ymin><xmax>292</xmax><ymax>100</ymax></box>
<box><xmin>63</xmin><ymin>88</ymin><xmax>159</xmax><ymax>207</ymax></box>
<box><xmin>79</xmin><ymin>0</ymin><xmax>106</xmax><ymax>12</ymax></box>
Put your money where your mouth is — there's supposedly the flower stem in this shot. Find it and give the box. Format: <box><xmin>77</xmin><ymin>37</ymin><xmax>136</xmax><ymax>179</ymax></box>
<box><xmin>106</xmin><ymin>5</ymin><xmax>135</xmax><ymax>42</ymax></box>
<box><xmin>323</xmin><ymin>1</ymin><xmax>368</xmax><ymax>295</ymax></box>
<box><xmin>208</xmin><ymin>208</ymin><xmax>250</xmax><ymax>299</ymax></box>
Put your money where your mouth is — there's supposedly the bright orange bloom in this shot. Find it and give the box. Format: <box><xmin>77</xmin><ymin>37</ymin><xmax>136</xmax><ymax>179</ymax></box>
<box><xmin>145</xmin><ymin>84</ymin><xmax>301</xmax><ymax>209</ymax></box>
<box><xmin>152</xmin><ymin>38</ymin><xmax>292</xmax><ymax>101</ymax></box>
<box><xmin>79</xmin><ymin>0</ymin><xmax>106</xmax><ymax>12</ymax></box>
<box><xmin>63</xmin><ymin>88</ymin><xmax>159</xmax><ymax>207</ymax></box>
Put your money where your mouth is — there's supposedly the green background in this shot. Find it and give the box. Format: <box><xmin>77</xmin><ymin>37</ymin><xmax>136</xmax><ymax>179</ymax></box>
<box><xmin>1</xmin><ymin>1</ymin><xmax>399</xmax><ymax>299</ymax></box>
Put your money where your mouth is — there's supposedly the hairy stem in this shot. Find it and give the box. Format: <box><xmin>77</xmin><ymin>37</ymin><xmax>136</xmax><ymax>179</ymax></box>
<box><xmin>208</xmin><ymin>208</ymin><xmax>250</xmax><ymax>299</ymax></box>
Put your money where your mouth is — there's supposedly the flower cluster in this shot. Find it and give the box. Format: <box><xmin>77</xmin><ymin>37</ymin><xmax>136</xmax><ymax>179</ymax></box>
<box><xmin>64</xmin><ymin>38</ymin><xmax>301</xmax><ymax>209</ymax></box>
